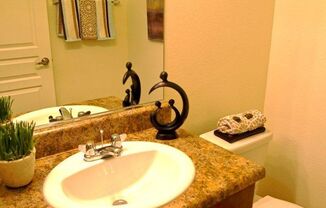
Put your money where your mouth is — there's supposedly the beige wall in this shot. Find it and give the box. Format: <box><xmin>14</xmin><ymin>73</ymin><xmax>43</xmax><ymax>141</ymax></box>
<box><xmin>164</xmin><ymin>0</ymin><xmax>275</xmax><ymax>134</ymax></box>
<box><xmin>262</xmin><ymin>1</ymin><xmax>326</xmax><ymax>207</ymax></box>
<box><xmin>127</xmin><ymin>0</ymin><xmax>163</xmax><ymax>103</ymax></box>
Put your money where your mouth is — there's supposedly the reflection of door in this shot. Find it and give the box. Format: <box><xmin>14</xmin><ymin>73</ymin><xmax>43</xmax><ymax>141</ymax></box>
<box><xmin>0</xmin><ymin>0</ymin><xmax>56</xmax><ymax>115</ymax></box>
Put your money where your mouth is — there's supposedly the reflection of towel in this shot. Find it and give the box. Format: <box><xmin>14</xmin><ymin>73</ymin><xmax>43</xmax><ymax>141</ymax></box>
<box><xmin>77</xmin><ymin>0</ymin><xmax>97</xmax><ymax>40</ymax></box>
<box><xmin>53</xmin><ymin>0</ymin><xmax>64</xmax><ymax>37</ymax></box>
<box><xmin>56</xmin><ymin>6</ymin><xmax>64</xmax><ymax>37</ymax></box>
<box><xmin>55</xmin><ymin>0</ymin><xmax>115</xmax><ymax>41</ymax></box>
<box><xmin>95</xmin><ymin>0</ymin><xmax>115</xmax><ymax>40</ymax></box>
<box><xmin>217</xmin><ymin>110</ymin><xmax>266</xmax><ymax>135</ymax></box>
<box><xmin>60</xmin><ymin>0</ymin><xmax>81</xmax><ymax>41</ymax></box>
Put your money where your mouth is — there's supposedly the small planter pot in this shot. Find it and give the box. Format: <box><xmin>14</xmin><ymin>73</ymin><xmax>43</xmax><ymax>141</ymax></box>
<box><xmin>0</xmin><ymin>148</ymin><xmax>36</xmax><ymax>188</ymax></box>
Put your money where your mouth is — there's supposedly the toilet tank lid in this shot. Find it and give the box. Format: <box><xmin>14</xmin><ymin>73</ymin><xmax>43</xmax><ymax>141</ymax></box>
<box><xmin>200</xmin><ymin>129</ymin><xmax>273</xmax><ymax>154</ymax></box>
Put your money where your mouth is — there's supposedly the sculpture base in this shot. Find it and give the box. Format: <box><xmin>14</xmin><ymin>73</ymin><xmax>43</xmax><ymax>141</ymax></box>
<box><xmin>214</xmin><ymin>127</ymin><xmax>266</xmax><ymax>143</ymax></box>
<box><xmin>156</xmin><ymin>130</ymin><xmax>178</xmax><ymax>140</ymax></box>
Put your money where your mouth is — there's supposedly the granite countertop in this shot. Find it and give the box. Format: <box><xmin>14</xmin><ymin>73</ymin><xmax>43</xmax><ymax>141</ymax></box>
<box><xmin>0</xmin><ymin>128</ymin><xmax>265</xmax><ymax>208</ymax></box>
<box><xmin>72</xmin><ymin>96</ymin><xmax>122</xmax><ymax>111</ymax></box>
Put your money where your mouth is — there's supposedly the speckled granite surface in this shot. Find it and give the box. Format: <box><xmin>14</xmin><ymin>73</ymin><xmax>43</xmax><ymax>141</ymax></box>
<box><xmin>69</xmin><ymin>96</ymin><xmax>122</xmax><ymax>111</ymax></box>
<box><xmin>0</xmin><ymin>128</ymin><xmax>265</xmax><ymax>208</ymax></box>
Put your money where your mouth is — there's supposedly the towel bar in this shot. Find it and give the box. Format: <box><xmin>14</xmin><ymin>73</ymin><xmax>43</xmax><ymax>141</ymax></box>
<box><xmin>111</xmin><ymin>0</ymin><xmax>120</xmax><ymax>5</ymax></box>
<box><xmin>53</xmin><ymin>0</ymin><xmax>120</xmax><ymax>6</ymax></box>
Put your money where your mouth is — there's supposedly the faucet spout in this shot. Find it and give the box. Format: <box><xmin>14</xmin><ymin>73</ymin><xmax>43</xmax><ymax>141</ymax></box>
<box><xmin>83</xmin><ymin>133</ymin><xmax>125</xmax><ymax>162</ymax></box>
<box><xmin>84</xmin><ymin>145</ymin><xmax>123</xmax><ymax>162</ymax></box>
<box><xmin>59</xmin><ymin>107</ymin><xmax>73</xmax><ymax>120</ymax></box>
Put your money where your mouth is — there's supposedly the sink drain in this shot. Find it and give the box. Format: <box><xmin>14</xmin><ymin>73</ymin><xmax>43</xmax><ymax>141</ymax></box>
<box><xmin>112</xmin><ymin>199</ymin><xmax>128</xmax><ymax>206</ymax></box>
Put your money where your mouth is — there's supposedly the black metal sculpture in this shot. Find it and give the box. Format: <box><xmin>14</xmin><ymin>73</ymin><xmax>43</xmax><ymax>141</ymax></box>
<box><xmin>149</xmin><ymin>72</ymin><xmax>189</xmax><ymax>140</ymax></box>
<box><xmin>122</xmin><ymin>62</ymin><xmax>141</xmax><ymax>107</ymax></box>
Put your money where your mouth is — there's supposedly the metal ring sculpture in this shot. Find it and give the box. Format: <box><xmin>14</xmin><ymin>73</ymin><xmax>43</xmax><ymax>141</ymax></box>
<box><xmin>149</xmin><ymin>72</ymin><xmax>189</xmax><ymax>140</ymax></box>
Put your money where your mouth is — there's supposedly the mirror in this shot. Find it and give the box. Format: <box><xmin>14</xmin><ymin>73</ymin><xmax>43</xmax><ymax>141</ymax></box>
<box><xmin>3</xmin><ymin>0</ymin><xmax>164</xmax><ymax>128</ymax></box>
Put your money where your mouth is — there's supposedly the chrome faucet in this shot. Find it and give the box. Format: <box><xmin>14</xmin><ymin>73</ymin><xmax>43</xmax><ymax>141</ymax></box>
<box><xmin>59</xmin><ymin>107</ymin><xmax>73</xmax><ymax>120</ymax></box>
<box><xmin>49</xmin><ymin>107</ymin><xmax>73</xmax><ymax>122</ymax></box>
<box><xmin>83</xmin><ymin>132</ymin><xmax>124</xmax><ymax>162</ymax></box>
<box><xmin>49</xmin><ymin>107</ymin><xmax>91</xmax><ymax>123</ymax></box>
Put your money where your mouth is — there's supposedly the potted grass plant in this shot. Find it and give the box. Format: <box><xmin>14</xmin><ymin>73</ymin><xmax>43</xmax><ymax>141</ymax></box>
<box><xmin>0</xmin><ymin>96</ymin><xmax>13</xmax><ymax>124</ymax></box>
<box><xmin>0</xmin><ymin>121</ymin><xmax>36</xmax><ymax>187</ymax></box>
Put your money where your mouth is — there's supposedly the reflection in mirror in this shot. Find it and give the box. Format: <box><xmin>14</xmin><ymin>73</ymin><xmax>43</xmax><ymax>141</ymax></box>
<box><xmin>0</xmin><ymin>0</ymin><xmax>164</xmax><ymax>128</ymax></box>
<box><xmin>122</xmin><ymin>62</ymin><xmax>142</xmax><ymax>107</ymax></box>
<box><xmin>13</xmin><ymin>105</ymin><xmax>108</xmax><ymax>126</ymax></box>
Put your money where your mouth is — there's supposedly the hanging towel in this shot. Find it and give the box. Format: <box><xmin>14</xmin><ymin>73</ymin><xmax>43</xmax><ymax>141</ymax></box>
<box><xmin>76</xmin><ymin>0</ymin><xmax>97</xmax><ymax>40</ymax></box>
<box><xmin>95</xmin><ymin>0</ymin><xmax>116</xmax><ymax>40</ymax></box>
<box><xmin>55</xmin><ymin>0</ymin><xmax>115</xmax><ymax>41</ymax></box>
<box><xmin>56</xmin><ymin>3</ymin><xmax>64</xmax><ymax>37</ymax></box>
<box><xmin>53</xmin><ymin>0</ymin><xmax>64</xmax><ymax>37</ymax></box>
<box><xmin>60</xmin><ymin>0</ymin><xmax>81</xmax><ymax>41</ymax></box>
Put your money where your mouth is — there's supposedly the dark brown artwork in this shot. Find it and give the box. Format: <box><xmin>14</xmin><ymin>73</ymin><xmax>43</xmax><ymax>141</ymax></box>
<box><xmin>147</xmin><ymin>0</ymin><xmax>164</xmax><ymax>41</ymax></box>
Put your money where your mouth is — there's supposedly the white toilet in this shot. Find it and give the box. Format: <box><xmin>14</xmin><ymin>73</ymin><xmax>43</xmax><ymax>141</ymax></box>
<box><xmin>200</xmin><ymin>129</ymin><xmax>303</xmax><ymax>208</ymax></box>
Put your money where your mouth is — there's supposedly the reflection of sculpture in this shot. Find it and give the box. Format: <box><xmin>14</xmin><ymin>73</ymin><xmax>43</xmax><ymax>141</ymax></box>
<box><xmin>149</xmin><ymin>72</ymin><xmax>189</xmax><ymax>140</ymax></box>
<box><xmin>122</xmin><ymin>62</ymin><xmax>141</xmax><ymax>107</ymax></box>
<box><xmin>122</xmin><ymin>89</ymin><xmax>131</xmax><ymax>107</ymax></box>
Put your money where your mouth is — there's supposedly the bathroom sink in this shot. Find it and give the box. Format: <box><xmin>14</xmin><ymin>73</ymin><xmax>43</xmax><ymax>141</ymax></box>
<box><xmin>13</xmin><ymin>105</ymin><xmax>107</xmax><ymax>126</ymax></box>
<box><xmin>43</xmin><ymin>141</ymin><xmax>195</xmax><ymax>208</ymax></box>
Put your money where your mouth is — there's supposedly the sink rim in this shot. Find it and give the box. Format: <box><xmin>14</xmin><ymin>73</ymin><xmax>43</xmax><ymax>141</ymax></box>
<box><xmin>43</xmin><ymin>141</ymin><xmax>195</xmax><ymax>208</ymax></box>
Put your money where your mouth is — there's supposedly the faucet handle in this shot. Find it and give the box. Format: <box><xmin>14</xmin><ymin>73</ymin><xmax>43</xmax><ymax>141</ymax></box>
<box><xmin>69</xmin><ymin>108</ymin><xmax>73</xmax><ymax>117</ymax></box>
<box><xmin>85</xmin><ymin>140</ymin><xmax>95</xmax><ymax>155</ymax></box>
<box><xmin>111</xmin><ymin>133</ymin><xmax>127</xmax><ymax>148</ymax></box>
<box><xmin>111</xmin><ymin>134</ymin><xmax>121</xmax><ymax>148</ymax></box>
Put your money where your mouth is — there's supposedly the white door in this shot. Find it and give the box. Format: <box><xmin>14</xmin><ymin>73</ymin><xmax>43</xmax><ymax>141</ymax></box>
<box><xmin>0</xmin><ymin>0</ymin><xmax>56</xmax><ymax>115</ymax></box>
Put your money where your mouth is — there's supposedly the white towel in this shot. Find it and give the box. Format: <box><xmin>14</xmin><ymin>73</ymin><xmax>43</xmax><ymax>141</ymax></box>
<box><xmin>95</xmin><ymin>0</ymin><xmax>116</xmax><ymax>40</ymax></box>
<box><xmin>60</xmin><ymin>0</ymin><xmax>81</xmax><ymax>41</ymax></box>
<box><xmin>55</xmin><ymin>2</ymin><xmax>64</xmax><ymax>37</ymax></box>
<box><xmin>53</xmin><ymin>0</ymin><xmax>64</xmax><ymax>37</ymax></box>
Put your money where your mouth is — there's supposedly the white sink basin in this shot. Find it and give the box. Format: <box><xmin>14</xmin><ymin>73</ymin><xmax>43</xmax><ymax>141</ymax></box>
<box><xmin>13</xmin><ymin>105</ymin><xmax>107</xmax><ymax>126</ymax></box>
<box><xmin>43</xmin><ymin>141</ymin><xmax>195</xmax><ymax>208</ymax></box>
